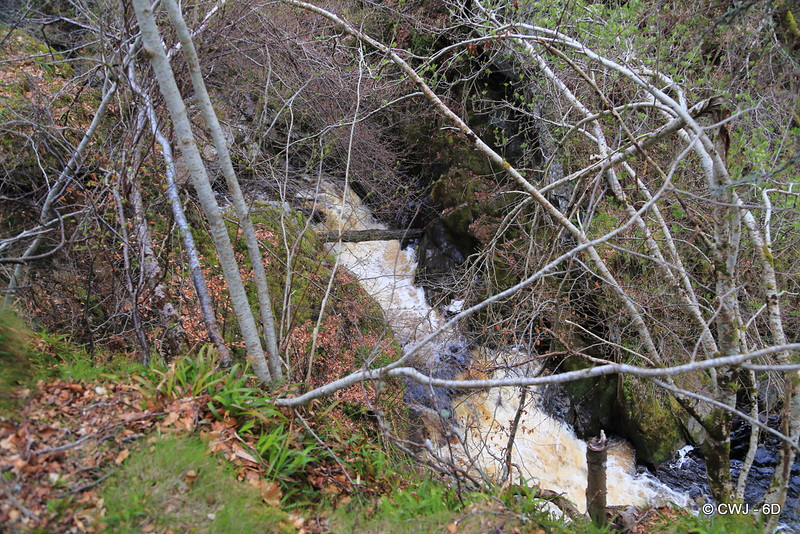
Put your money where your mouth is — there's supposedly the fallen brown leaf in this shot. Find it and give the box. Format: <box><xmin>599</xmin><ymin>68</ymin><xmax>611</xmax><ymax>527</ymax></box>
<box><xmin>261</xmin><ymin>481</ymin><xmax>282</xmax><ymax>506</ymax></box>
<box><xmin>184</xmin><ymin>469</ymin><xmax>199</xmax><ymax>485</ymax></box>
<box><xmin>288</xmin><ymin>512</ymin><xmax>305</xmax><ymax>529</ymax></box>
<box><xmin>233</xmin><ymin>447</ymin><xmax>257</xmax><ymax>464</ymax></box>
<box><xmin>114</xmin><ymin>449</ymin><xmax>129</xmax><ymax>465</ymax></box>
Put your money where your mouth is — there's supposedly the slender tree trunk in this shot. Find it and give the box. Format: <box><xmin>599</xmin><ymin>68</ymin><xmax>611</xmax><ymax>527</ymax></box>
<box><xmin>111</xmin><ymin>168</ymin><xmax>151</xmax><ymax>360</ymax></box>
<box><xmin>131</xmin><ymin>0</ymin><xmax>270</xmax><ymax>382</ymax></box>
<box><xmin>162</xmin><ymin>0</ymin><xmax>282</xmax><ymax>381</ymax></box>
<box><xmin>503</xmin><ymin>386</ymin><xmax>528</xmax><ymax>483</ymax></box>
<box><xmin>113</xmin><ymin>108</ymin><xmax>191</xmax><ymax>361</ymax></box>
<box><xmin>742</xmin><ymin>187</ymin><xmax>797</xmax><ymax>529</ymax></box>
<box><xmin>129</xmin><ymin>165</ymin><xmax>190</xmax><ymax>359</ymax></box>
<box><xmin>736</xmin><ymin>371</ymin><xmax>760</xmax><ymax>502</ymax></box>
<box><xmin>126</xmin><ymin>65</ymin><xmax>232</xmax><ymax>366</ymax></box>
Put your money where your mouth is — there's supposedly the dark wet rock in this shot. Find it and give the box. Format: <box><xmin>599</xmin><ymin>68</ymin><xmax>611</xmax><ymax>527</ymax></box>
<box><xmin>752</xmin><ymin>448</ymin><xmax>778</xmax><ymax>468</ymax></box>
<box><xmin>437</xmin><ymin>341</ymin><xmax>470</xmax><ymax>371</ymax></box>
<box><xmin>416</xmin><ymin>219</ymin><xmax>473</xmax><ymax>301</ymax></box>
<box><xmin>730</xmin><ymin>416</ymin><xmax>755</xmax><ymax>459</ymax></box>
<box><xmin>540</xmin><ymin>383</ymin><xmax>571</xmax><ymax>422</ymax></box>
<box><xmin>548</xmin><ymin>374</ymin><xmax>617</xmax><ymax>440</ymax></box>
<box><xmin>656</xmin><ymin>418</ymin><xmax>800</xmax><ymax>529</ymax></box>
<box><xmin>655</xmin><ymin>446</ymin><xmax>709</xmax><ymax>502</ymax></box>
<box><xmin>403</xmin><ymin>341</ymin><xmax>471</xmax><ymax>415</ymax></box>
<box><xmin>404</xmin><ymin>380</ymin><xmax>453</xmax><ymax>413</ymax></box>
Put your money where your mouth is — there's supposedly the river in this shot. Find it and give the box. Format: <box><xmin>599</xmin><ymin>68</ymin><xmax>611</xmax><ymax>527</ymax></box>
<box><xmin>308</xmin><ymin>180</ymin><xmax>689</xmax><ymax>513</ymax></box>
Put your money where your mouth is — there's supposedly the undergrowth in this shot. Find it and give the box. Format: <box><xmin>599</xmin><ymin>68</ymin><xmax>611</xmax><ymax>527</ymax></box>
<box><xmin>0</xmin><ymin>325</ymin><xmax>771</xmax><ymax>532</ymax></box>
<box><xmin>0</xmin><ymin>309</ymin><xmax>31</xmax><ymax>417</ymax></box>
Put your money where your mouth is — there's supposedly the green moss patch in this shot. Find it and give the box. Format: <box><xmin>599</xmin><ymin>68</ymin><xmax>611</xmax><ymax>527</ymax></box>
<box><xmin>0</xmin><ymin>309</ymin><xmax>32</xmax><ymax>418</ymax></box>
<box><xmin>100</xmin><ymin>435</ymin><xmax>291</xmax><ymax>533</ymax></box>
<box><xmin>619</xmin><ymin>376</ymin><xmax>685</xmax><ymax>467</ymax></box>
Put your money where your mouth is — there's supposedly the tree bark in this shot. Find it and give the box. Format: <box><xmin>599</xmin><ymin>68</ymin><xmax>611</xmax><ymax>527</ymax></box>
<box><xmin>131</xmin><ymin>0</ymin><xmax>270</xmax><ymax>382</ymax></box>
<box><xmin>126</xmin><ymin>62</ymin><xmax>232</xmax><ymax>366</ymax></box>
<box><xmin>163</xmin><ymin>0</ymin><xmax>282</xmax><ymax>380</ymax></box>
<box><xmin>586</xmin><ymin>432</ymin><xmax>608</xmax><ymax>527</ymax></box>
<box><xmin>129</xmin><ymin>156</ymin><xmax>190</xmax><ymax>359</ymax></box>
<box><xmin>111</xmin><ymin>166</ymin><xmax>151</xmax><ymax>360</ymax></box>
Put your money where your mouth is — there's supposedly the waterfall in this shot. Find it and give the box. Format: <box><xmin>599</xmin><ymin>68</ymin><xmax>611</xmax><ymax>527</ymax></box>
<box><xmin>308</xmin><ymin>179</ymin><xmax>688</xmax><ymax>513</ymax></box>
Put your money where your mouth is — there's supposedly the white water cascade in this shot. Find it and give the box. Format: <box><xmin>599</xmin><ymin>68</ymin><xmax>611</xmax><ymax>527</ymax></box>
<box><xmin>308</xmin><ymin>180</ymin><xmax>688</xmax><ymax>513</ymax></box>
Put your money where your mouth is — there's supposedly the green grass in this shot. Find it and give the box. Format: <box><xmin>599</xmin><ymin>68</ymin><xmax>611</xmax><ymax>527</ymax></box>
<box><xmin>0</xmin><ymin>309</ymin><xmax>33</xmax><ymax>417</ymax></box>
<box><xmin>100</xmin><ymin>435</ymin><xmax>291</xmax><ymax>533</ymax></box>
<box><xmin>329</xmin><ymin>478</ymin><xmax>471</xmax><ymax>534</ymax></box>
<box><xmin>29</xmin><ymin>328</ymin><xmax>146</xmax><ymax>384</ymax></box>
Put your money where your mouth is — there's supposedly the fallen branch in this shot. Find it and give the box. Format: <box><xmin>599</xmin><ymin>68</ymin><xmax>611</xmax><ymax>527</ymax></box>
<box><xmin>319</xmin><ymin>229</ymin><xmax>423</xmax><ymax>242</ymax></box>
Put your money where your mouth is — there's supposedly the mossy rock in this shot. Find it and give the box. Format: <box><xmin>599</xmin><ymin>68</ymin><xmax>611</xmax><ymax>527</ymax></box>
<box><xmin>554</xmin><ymin>353</ymin><xmax>618</xmax><ymax>438</ymax></box>
<box><xmin>547</xmin><ymin>320</ymin><xmax>685</xmax><ymax>464</ymax></box>
<box><xmin>618</xmin><ymin>375</ymin><xmax>686</xmax><ymax>467</ymax></box>
<box><xmin>441</xmin><ymin>204</ymin><xmax>477</xmax><ymax>235</ymax></box>
<box><xmin>406</xmin><ymin>123</ymin><xmax>496</xmax><ymax>183</ymax></box>
<box><xmin>431</xmin><ymin>169</ymin><xmax>485</xmax><ymax>209</ymax></box>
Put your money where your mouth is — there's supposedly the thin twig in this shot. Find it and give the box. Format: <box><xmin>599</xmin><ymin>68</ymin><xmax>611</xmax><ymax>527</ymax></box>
<box><xmin>0</xmin><ymin>476</ymin><xmax>38</xmax><ymax>520</ymax></box>
<box><xmin>66</xmin><ymin>472</ymin><xmax>113</xmax><ymax>495</ymax></box>
<box><xmin>31</xmin><ymin>412</ymin><xmax>164</xmax><ymax>456</ymax></box>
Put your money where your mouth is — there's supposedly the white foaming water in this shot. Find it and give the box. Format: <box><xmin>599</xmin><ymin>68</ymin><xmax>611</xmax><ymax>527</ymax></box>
<box><xmin>451</xmin><ymin>382</ymin><xmax>688</xmax><ymax>512</ymax></box>
<box><xmin>672</xmin><ymin>445</ymin><xmax>695</xmax><ymax>470</ymax></box>
<box><xmin>308</xmin><ymin>180</ymin><xmax>439</xmax><ymax>348</ymax></box>
<box><xmin>309</xmin><ymin>180</ymin><xmax>687</xmax><ymax>512</ymax></box>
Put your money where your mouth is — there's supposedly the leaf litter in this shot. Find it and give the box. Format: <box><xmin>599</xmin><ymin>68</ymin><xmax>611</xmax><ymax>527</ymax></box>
<box><xmin>0</xmin><ymin>376</ymin><xmax>325</xmax><ymax>533</ymax></box>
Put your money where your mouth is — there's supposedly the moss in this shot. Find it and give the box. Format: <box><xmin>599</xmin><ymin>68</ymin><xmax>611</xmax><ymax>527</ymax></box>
<box><xmin>100</xmin><ymin>435</ymin><xmax>291</xmax><ymax>533</ymax></box>
<box><xmin>701</xmin><ymin>428</ymin><xmax>733</xmax><ymax>503</ymax></box>
<box><xmin>0</xmin><ymin>309</ymin><xmax>33</xmax><ymax>418</ymax></box>
<box><xmin>249</xmin><ymin>205</ymin><xmax>332</xmax><ymax>325</ymax></box>
<box><xmin>619</xmin><ymin>376</ymin><xmax>685</xmax><ymax>466</ymax></box>
<box><xmin>73</xmin><ymin>281</ymin><xmax>106</xmax><ymax>321</ymax></box>
<box><xmin>188</xmin><ymin>203</ymin><xmax>393</xmax><ymax>368</ymax></box>
<box><xmin>782</xmin><ymin>7</ymin><xmax>800</xmax><ymax>39</ymax></box>
<box><xmin>486</xmin><ymin>251</ymin><xmax>518</xmax><ymax>290</ymax></box>
<box><xmin>441</xmin><ymin>204</ymin><xmax>476</xmax><ymax>235</ymax></box>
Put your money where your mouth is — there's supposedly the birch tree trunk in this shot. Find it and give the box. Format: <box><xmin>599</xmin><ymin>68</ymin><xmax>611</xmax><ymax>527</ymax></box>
<box><xmin>162</xmin><ymin>0</ymin><xmax>282</xmax><ymax>380</ymax></box>
<box><xmin>126</xmin><ymin>62</ymin><xmax>233</xmax><ymax>366</ymax></box>
<box><xmin>131</xmin><ymin>0</ymin><xmax>270</xmax><ymax>383</ymax></box>
<box><xmin>128</xmin><ymin>156</ymin><xmax>191</xmax><ymax>359</ymax></box>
